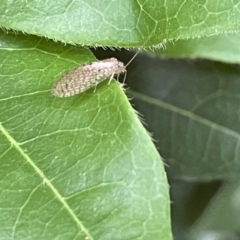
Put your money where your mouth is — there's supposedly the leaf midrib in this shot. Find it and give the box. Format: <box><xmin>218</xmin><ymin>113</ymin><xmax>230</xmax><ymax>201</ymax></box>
<box><xmin>0</xmin><ymin>122</ymin><xmax>93</xmax><ymax>240</ymax></box>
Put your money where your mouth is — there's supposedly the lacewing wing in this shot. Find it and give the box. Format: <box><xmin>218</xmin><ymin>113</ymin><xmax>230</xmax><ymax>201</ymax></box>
<box><xmin>52</xmin><ymin>58</ymin><xmax>126</xmax><ymax>97</ymax></box>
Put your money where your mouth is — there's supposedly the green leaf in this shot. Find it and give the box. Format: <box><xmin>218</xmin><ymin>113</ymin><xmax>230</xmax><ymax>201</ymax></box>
<box><xmin>0</xmin><ymin>31</ymin><xmax>171</xmax><ymax>239</ymax></box>
<box><xmin>0</xmin><ymin>1</ymin><xmax>239</xmax><ymax>46</ymax></box>
<box><xmin>126</xmin><ymin>56</ymin><xmax>240</xmax><ymax>181</ymax></box>
<box><xmin>188</xmin><ymin>181</ymin><xmax>240</xmax><ymax>240</ymax></box>
<box><xmin>155</xmin><ymin>32</ymin><xmax>240</xmax><ymax>64</ymax></box>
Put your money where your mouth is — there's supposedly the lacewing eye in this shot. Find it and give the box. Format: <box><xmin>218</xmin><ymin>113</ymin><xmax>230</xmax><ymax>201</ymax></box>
<box><xmin>51</xmin><ymin>58</ymin><xmax>126</xmax><ymax>97</ymax></box>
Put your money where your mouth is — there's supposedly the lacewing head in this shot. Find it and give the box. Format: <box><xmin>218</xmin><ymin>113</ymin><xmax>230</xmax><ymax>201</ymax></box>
<box><xmin>52</xmin><ymin>58</ymin><xmax>126</xmax><ymax>97</ymax></box>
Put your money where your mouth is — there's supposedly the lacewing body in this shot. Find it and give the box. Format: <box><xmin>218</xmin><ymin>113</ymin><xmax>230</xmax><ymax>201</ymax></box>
<box><xmin>52</xmin><ymin>58</ymin><xmax>126</xmax><ymax>97</ymax></box>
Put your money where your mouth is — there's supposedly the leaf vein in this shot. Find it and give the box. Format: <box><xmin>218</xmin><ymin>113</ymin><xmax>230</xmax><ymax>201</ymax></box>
<box><xmin>0</xmin><ymin>122</ymin><xmax>93</xmax><ymax>240</ymax></box>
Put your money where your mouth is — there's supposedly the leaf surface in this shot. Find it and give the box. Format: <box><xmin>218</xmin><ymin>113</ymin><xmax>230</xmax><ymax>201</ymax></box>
<box><xmin>0</xmin><ymin>31</ymin><xmax>171</xmax><ymax>240</ymax></box>
<box><xmin>0</xmin><ymin>1</ymin><xmax>239</xmax><ymax>46</ymax></box>
<box><xmin>155</xmin><ymin>33</ymin><xmax>240</xmax><ymax>64</ymax></box>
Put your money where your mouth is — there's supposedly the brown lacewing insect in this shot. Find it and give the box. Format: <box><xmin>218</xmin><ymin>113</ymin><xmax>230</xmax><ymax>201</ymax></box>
<box><xmin>52</xmin><ymin>29</ymin><xmax>155</xmax><ymax>97</ymax></box>
<box><xmin>52</xmin><ymin>58</ymin><xmax>126</xmax><ymax>97</ymax></box>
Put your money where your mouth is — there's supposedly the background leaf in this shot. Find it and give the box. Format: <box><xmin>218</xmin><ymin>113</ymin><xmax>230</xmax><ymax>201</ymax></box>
<box><xmin>155</xmin><ymin>33</ymin><xmax>240</xmax><ymax>64</ymax></box>
<box><xmin>188</xmin><ymin>181</ymin><xmax>240</xmax><ymax>240</ymax></box>
<box><xmin>123</xmin><ymin>54</ymin><xmax>240</xmax><ymax>180</ymax></box>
